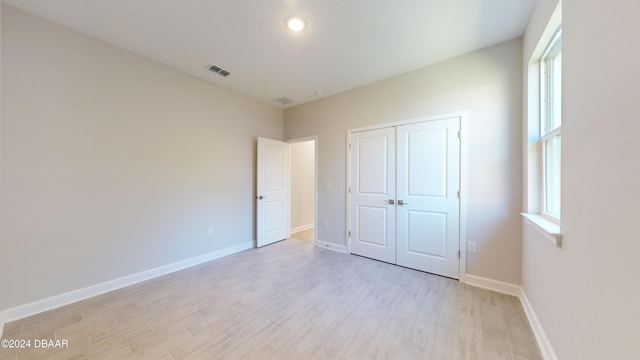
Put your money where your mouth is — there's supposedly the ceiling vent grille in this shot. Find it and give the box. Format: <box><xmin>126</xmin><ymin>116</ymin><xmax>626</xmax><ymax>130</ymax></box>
<box><xmin>276</xmin><ymin>97</ymin><xmax>294</xmax><ymax>105</ymax></box>
<box><xmin>206</xmin><ymin>64</ymin><xmax>231</xmax><ymax>77</ymax></box>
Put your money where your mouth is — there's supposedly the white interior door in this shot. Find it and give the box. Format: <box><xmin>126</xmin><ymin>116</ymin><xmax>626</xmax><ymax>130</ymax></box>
<box><xmin>348</xmin><ymin>117</ymin><xmax>461</xmax><ymax>279</ymax></box>
<box><xmin>349</xmin><ymin>127</ymin><xmax>396</xmax><ymax>263</ymax></box>
<box><xmin>396</xmin><ymin>119</ymin><xmax>460</xmax><ymax>278</ymax></box>
<box><xmin>256</xmin><ymin>137</ymin><xmax>290</xmax><ymax>247</ymax></box>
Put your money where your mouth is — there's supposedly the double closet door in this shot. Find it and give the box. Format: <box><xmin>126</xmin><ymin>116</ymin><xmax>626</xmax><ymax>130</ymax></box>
<box><xmin>349</xmin><ymin>118</ymin><xmax>461</xmax><ymax>279</ymax></box>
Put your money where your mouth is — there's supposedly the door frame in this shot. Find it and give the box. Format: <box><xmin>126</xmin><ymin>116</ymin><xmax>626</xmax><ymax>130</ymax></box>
<box><xmin>287</xmin><ymin>135</ymin><xmax>319</xmax><ymax>246</ymax></box>
<box><xmin>346</xmin><ymin>112</ymin><xmax>469</xmax><ymax>282</ymax></box>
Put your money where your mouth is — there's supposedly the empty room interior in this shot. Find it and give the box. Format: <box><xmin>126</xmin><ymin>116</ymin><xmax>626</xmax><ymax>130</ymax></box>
<box><xmin>0</xmin><ymin>0</ymin><xmax>638</xmax><ymax>359</ymax></box>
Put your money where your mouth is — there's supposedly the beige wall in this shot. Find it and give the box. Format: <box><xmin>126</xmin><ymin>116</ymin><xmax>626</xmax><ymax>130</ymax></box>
<box><xmin>290</xmin><ymin>141</ymin><xmax>315</xmax><ymax>231</ymax></box>
<box><xmin>522</xmin><ymin>0</ymin><xmax>640</xmax><ymax>358</ymax></box>
<box><xmin>0</xmin><ymin>6</ymin><xmax>283</xmax><ymax>310</ymax></box>
<box><xmin>284</xmin><ymin>38</ymin><xmax>523</xmax><ymax>284</ymax></box>
<box><xmin>0</xmin><ymin>4</ymin><xmax>3</xmax><ymax>277</ymax></box>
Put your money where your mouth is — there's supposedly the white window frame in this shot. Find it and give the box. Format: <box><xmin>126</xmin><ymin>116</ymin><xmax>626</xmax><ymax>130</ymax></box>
<box><xmin>522</xmin><ymin>2</ymin><xmax>563</xmax><ymax>248</ymax></box>
<box><xmin>539</xmin><ymin>29</ymin><xmax>562</xmax><ymax>223</ymax></box>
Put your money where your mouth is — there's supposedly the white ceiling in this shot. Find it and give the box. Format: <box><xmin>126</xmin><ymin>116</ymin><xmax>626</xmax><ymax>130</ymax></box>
<box><xmin>4</xmin><ymin>0</ymin><xmax>536</xmax><ymax>109</ymax></box>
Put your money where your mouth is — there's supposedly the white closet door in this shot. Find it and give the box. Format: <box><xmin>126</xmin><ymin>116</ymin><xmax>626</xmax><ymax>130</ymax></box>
<box><xmin>349</xmin><ymin>127</ymin><xmax>396</xmax><ymax>263</ymax></box>
<box><xmin>396</xmin><ymin>118</ymin><xmax>460</xmax><ymax>278</ymax></box>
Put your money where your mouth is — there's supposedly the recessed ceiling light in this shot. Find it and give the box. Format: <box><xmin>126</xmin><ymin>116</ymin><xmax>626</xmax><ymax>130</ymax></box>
<box><xmin>286</xmin><ymin>17</ymin><xmax>306</xmax><ymax>32</ymax></box>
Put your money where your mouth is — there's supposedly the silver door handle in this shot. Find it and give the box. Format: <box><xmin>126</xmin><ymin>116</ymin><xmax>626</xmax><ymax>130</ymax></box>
<box><xmin>397</xmin><ymin>200</ymin><xmax>408</xmax><ymax>205</ymax></box>
<box><xmin>385</xmin><ymin>199</ymin><xmax>395</xmax><ymax>204</ymax></box>
<box><xmin>257</xmin><ymin>195</ymin><xmax>264</xmax><ymax>200</ymax></box>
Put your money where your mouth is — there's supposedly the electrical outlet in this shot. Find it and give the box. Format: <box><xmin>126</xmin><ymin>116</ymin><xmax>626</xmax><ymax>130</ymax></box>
<box><xmin>468</xmin><ymin>241</ymin><xmax>477</xmax><ymax>254</ymax></box>
<box><xmin>322</xmin><ymin>220</ymin><xmax>329</xmax><ymax>228</ymax></box>
<box><xmin>207</xmin><ymin>227</ymin><xmax>213</xmax><ymax>236</ymax></box>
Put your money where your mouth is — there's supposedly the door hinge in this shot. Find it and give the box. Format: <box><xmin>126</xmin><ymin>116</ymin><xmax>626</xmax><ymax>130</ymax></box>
<box><xmin>349</xmin><ymin>186</ymin><xmax>351</xmax><ymax>193</ymax></box>
<box><xmin>458</xmin><ymin>250</ymin><xmax>461</xmax><ymax>259</ymax></box>
<box><xmin>457</xmin><ymin>131</ymin><xmax>461</xmax><ymax>139</ymax></box>
<box><xmin>348</xmin><ymin>230</ymin><xmax>351</xmax><ymax>237</ymax></box>
<box><xmin>348</xmin><ymin>143</ymin><xmax>351</xmax><ymax>150</ymax></box>
<box><xmin>457</xmin><ymin>190</ymin><xmax>461</xmax><ymax>199</ymax></box>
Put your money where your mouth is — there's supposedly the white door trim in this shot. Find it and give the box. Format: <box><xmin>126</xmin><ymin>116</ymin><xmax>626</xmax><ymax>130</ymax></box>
<box><xmin>459</xmin><ymin>115</ymin><xmax>469</xmax><ymax>284</ymax></box>
<box><xmin>287</xmin><ymin>135</ymin><xmax>319</xmax><ymax>246</ymax></box>
<box><xmin>346</xmin><ymin>112</ymin><xmax>469</xmax><ymax>281</ymax></box>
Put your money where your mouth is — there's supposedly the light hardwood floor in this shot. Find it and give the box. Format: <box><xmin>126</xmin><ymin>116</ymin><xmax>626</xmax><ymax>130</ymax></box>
<box><xmin>1</xmin><ymin>230</ymin><xmax>541</xmax><ymax>359</ymax></box>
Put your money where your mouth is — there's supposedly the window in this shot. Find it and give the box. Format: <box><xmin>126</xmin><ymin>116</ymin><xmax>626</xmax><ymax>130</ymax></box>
<box><xmin>522</xmin><ymin>4</ymin><xmax>562</xmax><ymax>246</ymax></box>
<box><xmin>540</xmin><ymin>29</ymin><xmax>562</xmax><ymax>220</ymax></box>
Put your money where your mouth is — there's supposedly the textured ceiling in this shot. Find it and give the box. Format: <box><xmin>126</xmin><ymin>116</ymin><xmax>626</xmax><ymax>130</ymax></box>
<box><xmin>3</xmin><ymin>0</ymin><xmax>536</xmax><ymax>108</ymax></box>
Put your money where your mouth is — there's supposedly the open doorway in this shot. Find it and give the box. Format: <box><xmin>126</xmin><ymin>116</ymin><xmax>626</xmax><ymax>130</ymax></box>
<box><xmin>288</xmin><ymin>137</ymin><xmax>318</xmax><ymax>245</ymax></box>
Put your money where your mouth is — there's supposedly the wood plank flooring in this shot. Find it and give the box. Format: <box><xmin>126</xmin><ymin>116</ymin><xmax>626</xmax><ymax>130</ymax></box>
<box><xmin>1</xmin><ymin>230</ymin><xmax>542</xmax><ymax>359</ymax></box>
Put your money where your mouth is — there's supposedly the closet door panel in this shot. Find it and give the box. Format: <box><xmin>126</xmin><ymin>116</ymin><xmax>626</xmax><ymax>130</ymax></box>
<box><xmin>396</xmin><ymin>118</ymin><xmax>460</xmax><ymax>278</ymax></box>
<box><xmin>349</xmin><ymin>127</ymin><xmax>396</xmax><ymax>264</ymax></box>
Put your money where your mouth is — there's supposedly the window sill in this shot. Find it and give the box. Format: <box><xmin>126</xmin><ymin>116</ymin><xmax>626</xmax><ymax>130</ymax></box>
<box><xmin>521</xmin><ymin>213</ymin><xmax>563</xmax><ymax>247</ymax></box>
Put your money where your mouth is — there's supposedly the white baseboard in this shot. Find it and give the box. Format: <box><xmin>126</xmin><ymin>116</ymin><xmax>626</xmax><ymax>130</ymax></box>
<box><xmin>519</xmin><ymin>289</ymin><xmax>558</xmax><ymax>360</ymax></box>
<box><xmin>316</xmin><ymin>240</ymin><xmax>347</xmax><ymax>253</ymax></box>
<box><xmin>464</xmin><ymin>274</ymin><xmax>521</xmax><ymax>297</ymax></box>
<box><xmin>290</xmin><ymin>223</ymin><xmax>314</xmax><ymax>234</ymax></box>
<box><xmin>0</xmin><ymin>241</ymin><xmax>253</xmax><ymax>325</ymax></box>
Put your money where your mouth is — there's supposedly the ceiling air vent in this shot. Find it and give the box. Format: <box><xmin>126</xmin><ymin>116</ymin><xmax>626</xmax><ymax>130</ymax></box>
<box><xmin>206</xmin><ymin>64</ymin><xmax>231</xmax><ymax>77</ymax></box>
<box><xmin>276</xmin><ymin>97</ymin><xmax>293</xmax><ymax>105</ymax></box>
